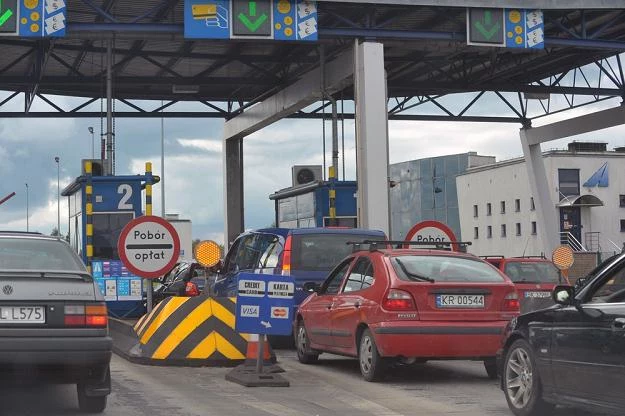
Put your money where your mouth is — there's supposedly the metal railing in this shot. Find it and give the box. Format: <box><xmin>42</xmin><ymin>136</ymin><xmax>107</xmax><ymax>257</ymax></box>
<box><xmin>585</xmin><ymin>232</ymin><xmax>600</xmax><ymax>252</ymax></box>
<box><xmin>560</xmin><ymin>232</ymin><xmax>587</xmax><ymax>252</ymax></box>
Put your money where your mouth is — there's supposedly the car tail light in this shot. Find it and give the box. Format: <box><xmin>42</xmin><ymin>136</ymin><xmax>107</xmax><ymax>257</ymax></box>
<box><xmin>281</xmin><ymin>235</ymin><xmax>292</xmax><ymax>276</ymax></box>
<box><xmin>502</xmin><ymin>292</ymin><xmax>520</xmax><ymax>312</ymax></box>
<box><xmin>185</xmin><ymin>282</ymin><xmax>200</xmax><ymax>297</ymax></box>
<box><xmin>64</xmin><ymin>303</ymin><xmax>108</xmax><ymax>327</ymax></box>
<box><xmin>383</xmin><ymin>289</ymin><xmax>416</xmax><ymax>311</ymax></box>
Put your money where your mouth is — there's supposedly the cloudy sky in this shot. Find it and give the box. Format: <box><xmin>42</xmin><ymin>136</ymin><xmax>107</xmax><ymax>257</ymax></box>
<box><xmin>1</xmin><ymin>57</ymin><xmax>624</xmax><ymax>245</ymax></box>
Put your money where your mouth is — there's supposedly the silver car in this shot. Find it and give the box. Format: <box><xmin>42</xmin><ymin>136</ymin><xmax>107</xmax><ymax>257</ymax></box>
<box><xmin>0</xmin><ymin>232</ymin><xmax>112</xmax><ymax>413</ymax></box>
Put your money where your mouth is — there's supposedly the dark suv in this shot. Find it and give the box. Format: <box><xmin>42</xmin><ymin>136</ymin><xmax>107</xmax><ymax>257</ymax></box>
<box><xmin>0</xmin><ymin>232</ymin><xmax>112</xmax><ymax>413</ymax></box>
<box><xmin>212</xmin><ymin>228</ymin><xmax>386</xmax><ymax>322</ymax></box>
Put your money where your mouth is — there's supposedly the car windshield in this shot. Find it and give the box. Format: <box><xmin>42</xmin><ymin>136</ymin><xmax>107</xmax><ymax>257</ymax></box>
<box><xmin>291</xmin><ymin>233</ymin><xmax>385</xmax><ymax>271</ymax></box>
<box><xmin>392</xmin><ymin>255</ymin><xmax>505</xmax><ymax>282</ymax></box>
<box><xmin>504</xmin><ymin>261</ymin><xmax>560</xmax><ymax>283</ymax></box>
<box><xmin>0</xmin><ymin>237</ymin><xmax>85</xmax><ymax>272</ymax></box>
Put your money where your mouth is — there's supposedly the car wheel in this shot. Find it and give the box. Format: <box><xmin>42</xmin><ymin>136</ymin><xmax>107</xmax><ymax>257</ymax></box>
<box><xmin>359</xmin><ymin>329</ymin><xmax>386</xmax><ymax>382</ymax></box>
<box><xmin>296</xmin><ymin>321</ymin><xmax>319</xmax><ymax>364</ymax></box>
<box><xmin>503</xmin><ymin>339</ymin><xmax>554</xmax><ymax>416</ymax></box>
<box><xmin>484</xmin><ymin>357</ymin><xmax>498</xmax><ymax>379</ymax></box>
<box><xmin>77</xmin><ymin>386</ymin><xmax>107</xmax><ymax>413</ymax></box>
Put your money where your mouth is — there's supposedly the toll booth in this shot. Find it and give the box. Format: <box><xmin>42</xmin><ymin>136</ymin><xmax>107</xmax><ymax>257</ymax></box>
<box><xmin>269</xmin><ymin>180</ymin><xmax>358</xmax><ymax>228</ymax></box>
<box><xmin>62</xmin><ymin>160</ymin><xmax>158</xmax><ymax>318</ymax></box>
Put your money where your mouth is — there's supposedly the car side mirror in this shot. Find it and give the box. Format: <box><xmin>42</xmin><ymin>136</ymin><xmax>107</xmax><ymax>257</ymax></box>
<box><xmin>303</xmin><ymin>282</ymin><xmax>321</xmax><ymax>293</ymax></box>
<box><xmin>552</xmin><ymin>285</ymin><xmax>575</xmax><ymax>306</ymax></box>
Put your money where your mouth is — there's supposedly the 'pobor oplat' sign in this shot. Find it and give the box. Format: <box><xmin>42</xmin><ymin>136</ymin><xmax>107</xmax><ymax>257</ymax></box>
<box><xmin>118</xmin><ymin>216</ymin><xmax>180</xmax><ymax>279</ymax></box>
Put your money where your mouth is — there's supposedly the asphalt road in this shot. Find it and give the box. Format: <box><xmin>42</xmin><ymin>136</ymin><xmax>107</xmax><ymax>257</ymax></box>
<box><xmin>0</xmin><ymin>352</ymin><xmax>597</xmax><ymax>416</ymax></box>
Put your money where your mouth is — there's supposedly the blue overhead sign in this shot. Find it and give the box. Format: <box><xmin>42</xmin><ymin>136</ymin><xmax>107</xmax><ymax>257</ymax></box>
<box><xmin>467</xmin><ymin>8</ymin><xmax>543</xmax><ymax>49</ymax></box>
<box><xmin>184</xmin><ymin>0</ymin><xmax>318</xmax><ymax>41</ymax></box>
<box><xmin>235</xmin><ymin>272</ymin><xmax>295</xmax><ymax>336</ymax></box>
<box><xmin>18</xmin><ymin>0</ymin><xmax>66</xmax><ymax>37</ymax></box>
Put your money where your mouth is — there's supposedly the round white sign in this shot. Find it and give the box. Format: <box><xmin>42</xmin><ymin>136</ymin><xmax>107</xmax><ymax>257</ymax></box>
<box><xmin>118</xmin><ymin>216</ymin><xmax>180</xmax><ymax>278</ymax></box>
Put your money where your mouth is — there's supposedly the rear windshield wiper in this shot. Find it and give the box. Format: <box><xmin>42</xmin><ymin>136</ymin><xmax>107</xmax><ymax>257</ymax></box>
<box><xmin>395</xmin><ymin>259</ymin><xmax>435</xmax><ymax>283</ymax></box>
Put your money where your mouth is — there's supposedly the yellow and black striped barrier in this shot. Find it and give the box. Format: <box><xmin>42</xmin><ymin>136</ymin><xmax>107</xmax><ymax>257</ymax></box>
<box><xmin>123</xmin><ymin>296</ymin><xmax>257</xmax><ymax>366</ymax></box>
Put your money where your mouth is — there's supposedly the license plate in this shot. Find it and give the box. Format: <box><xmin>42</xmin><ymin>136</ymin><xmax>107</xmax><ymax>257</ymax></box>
<box><xmin>524</xmin><ymin>291</ymin><xmax>551</xmax><ymax>299</ymax></box>
<box><xmin>436</xmin><ymin>294</ymin><xmax>485</xmax><ymax>308</ymax></box>
<box><xmin>0</xmin><ymin>306</ymin><xmax>45</xmax><ymax>323</ymax></box>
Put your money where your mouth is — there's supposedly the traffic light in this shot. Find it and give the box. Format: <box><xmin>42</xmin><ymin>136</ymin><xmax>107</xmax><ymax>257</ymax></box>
<box><xmin>0</xmin><ymin>0</ymin><xmax>18</xmax><ymax>35</ymax></box>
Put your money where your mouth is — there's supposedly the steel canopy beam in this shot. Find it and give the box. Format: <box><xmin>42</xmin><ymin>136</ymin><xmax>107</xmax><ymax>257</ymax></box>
<box><xmin>223</xmin><ymin>48</ymin><xmax>354</xmax><ymax>140</ymax></box>
<box><xmin>524</xmin><ymin>104</ymin><xmax>625</xmax><ymax>145</ymax></box>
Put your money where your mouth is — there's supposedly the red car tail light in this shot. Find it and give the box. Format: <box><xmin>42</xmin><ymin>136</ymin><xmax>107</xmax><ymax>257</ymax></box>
<box><xmin>281</xmin><ymin>235</ymin><xmax>292</xmax><ymax>276</ymax></box>
<box><xmin>185</xmin><ymin>282</ymin><xmax>200</xmax><ymax>297</ymax></box>
<box><xmin>383</xmin><ymin>289</ymin><xmax>416</xmax><ymax>311</ymax></box>
<box><xmin>64</xmin><ymin>303</ymin><xmax>108</xmax><ymax>327</ymax></box>
<box><xmin>502</xmin><ymin>292</ymin><xmax>520</xmax><ymax>312</ymax></box>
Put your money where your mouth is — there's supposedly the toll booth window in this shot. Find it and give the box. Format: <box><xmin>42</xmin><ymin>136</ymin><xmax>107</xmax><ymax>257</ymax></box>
<box><xmin>92</xmin><ymin>212</ymin><xmax>134</xmax><ymax>260</ymax></box>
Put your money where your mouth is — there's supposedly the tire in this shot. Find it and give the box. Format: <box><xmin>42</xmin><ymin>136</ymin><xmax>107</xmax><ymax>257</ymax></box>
<box><xmin>296</xmin><ymin>321</ymin><xmax>319</xmax><ymax>364</ymax></box>
<box><xmin>484</xmin><ymin>357</ymin><xmax>498</xmax><ymax>379</ymax></box>
<box><xmin>77</xmin><ymin>387</ymin><xmax>107</xmax><ymax>413</ymax></box>
<box><xmin>358</xmin><ymin>329</ymin><xmax>386</xmax><ymax>382</ymax></box>
<box><xmin>503</xmin><ymin>339</ymin><xmax>555</xmax><ymax>416</ymax></box>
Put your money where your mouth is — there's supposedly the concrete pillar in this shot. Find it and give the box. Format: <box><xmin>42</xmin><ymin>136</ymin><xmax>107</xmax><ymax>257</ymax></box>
<box><xmin>223</xmin><ymin>137</ymin><xmax>244</xmax><ymax>246</ymax></box>
<box><xmin>520</xmin><ymin>128</ymin><xmax>559</xmax><ymax>256</ymax></box>
<box><xmin>354</xmin><ymin>41</ymin><xmax>390</xmax><ymax>235</ymax></box>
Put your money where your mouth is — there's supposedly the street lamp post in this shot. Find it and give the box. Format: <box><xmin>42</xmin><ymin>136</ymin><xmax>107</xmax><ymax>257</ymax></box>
<box><xmin>88</xmin><ymin>127</ymin><xmax>95</xmax><ymax>159</ymax></box>
<box><xmin>55</xmin><ymin>157</ymin><xmax>60</xmax><ymax>237</ymax></box>
<box><xmin>25</xmin><ymin>183</ymin><xmax>29</xmax><ymax>232</ymax></box>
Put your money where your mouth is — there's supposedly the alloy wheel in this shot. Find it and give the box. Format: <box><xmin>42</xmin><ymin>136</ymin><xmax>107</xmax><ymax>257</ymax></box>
<box><xmin>506</xmin><ymin>347</ymin><xmax>534</xmax><ymax>409</ymax></box>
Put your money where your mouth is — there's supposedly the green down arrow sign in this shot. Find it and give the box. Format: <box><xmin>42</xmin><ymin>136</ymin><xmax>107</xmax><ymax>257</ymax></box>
<box><xmin>474</xmin><ymin>10</ymin><xmax>500</xmax><ymax>40</ymax></box>
<box><xmin>238</xmin><ymin>1</ymin><xmax>268</xmax><ymax>33</ymax></box>
<box><xmin>0</xmin><ymin>0</ymin><xmax>15</xmax><ymax>28</ymax></box>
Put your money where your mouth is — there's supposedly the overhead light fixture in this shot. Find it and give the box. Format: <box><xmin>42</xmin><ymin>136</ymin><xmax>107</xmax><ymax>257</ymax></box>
<box><xmin>172</xmin><ymin>85</ymin><xmax>200</xmax><ymax>94</ymax></box>
<box><xmin>524</xmin><ymin>91</ymin><xmax>550</xmax><ymax>100</ymax></box>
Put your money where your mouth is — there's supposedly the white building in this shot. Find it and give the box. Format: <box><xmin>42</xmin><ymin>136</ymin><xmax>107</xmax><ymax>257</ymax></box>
<box><xmin>456</xmin><ymin>142</ymin><xmax>625</xmax><ymax>258</ymax></box>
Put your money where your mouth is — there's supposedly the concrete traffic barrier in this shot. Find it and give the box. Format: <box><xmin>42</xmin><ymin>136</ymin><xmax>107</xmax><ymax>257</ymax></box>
<box><xmin>111</xmin><ymin>296</ymin><xmax>277</xmax><ymax>366</ymax></box>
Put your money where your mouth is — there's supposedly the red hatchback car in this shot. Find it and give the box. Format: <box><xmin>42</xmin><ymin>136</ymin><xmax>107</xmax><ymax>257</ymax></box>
<box><xmin>295</xmin><ymin>245</ymin><xmax>520</xmax><ymax>381</ymax></box>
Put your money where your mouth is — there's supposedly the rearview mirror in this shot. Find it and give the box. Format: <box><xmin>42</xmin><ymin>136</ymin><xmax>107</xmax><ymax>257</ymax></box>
<box><xmin>552</xmin><ymin>285</ymin><xmax>575</xmax><ymax>306</ymax></box>
<box><xmin>303</xmin><ymin>282</ymin><xmax>321</xmax><ymax>293</ymax></box>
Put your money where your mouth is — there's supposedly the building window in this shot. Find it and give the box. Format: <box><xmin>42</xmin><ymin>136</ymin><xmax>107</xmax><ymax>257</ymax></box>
<box><xmin>516</xmin><ymin>223</ymin><xmax>522</xmax><ymax>236</ymax></box>
<box><xmin>531</xmin><ymin>221</ymin><xmax>537</xmax><ymax>235</ymax></box>
<box><xmin>558</xmin><ymin>169</ymin><xmax>580</xmax><ymax>197</ymax></box>
<box><xmin>530</xmin><ymin>197</ymin><xmax>535</xmax><ymax>211</ymax></box>
<box><xmin>486</xmin><ymin>203</ymin><xmax>492</xmax><ymax>216</ymax></box>
<box><xmin>620</xmin><ymin>195</ymin><xmax>625</xmax><ymax>208</ymax></box>
<box><xmin>474</xmin><ymin>227</ymin><xmax>479</xmax><ymax>239</ymax></box>
<box><xmin>473</xmin><ymin>205</ymin><xmax>478</xmax><ymax>218</ymax></box>
<box><xmin>500</xmin><ymin>201</ymin><xmax>506</xmax><ymax>214</ymax></box>
<box><xmin>487</xmin><ymin>226</ymin><xmax>493</xmax><ymax>238</ymax></box>
<box><xmin>621</xmin><ymin>220</ymin><xmax>625</xmax><ymax>232</ymax></box>
<box><xmin>515</xmin><ymin>199</ymin><xmax>521</xmax><ymax>212</ymax></box>
<box><xmin>501</xmin><ymin>224</ymin><xmax>507</xmax><ymax>237</ymax></box>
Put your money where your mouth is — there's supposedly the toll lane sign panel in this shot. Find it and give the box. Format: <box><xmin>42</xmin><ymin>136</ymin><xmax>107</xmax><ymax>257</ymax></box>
<box><xmin>235</xmin><ymin>272</ymin><xmax>295</xmax><ymax>335</ymax></box>
<box><xmin>184</xmin><ymin>0</ymin><xmax>317</xmax><ymax>41</ymax></box>
<box><xmin>0</xmin><ymin>0</ymin><xmax>67</xmax><ymax>37</ymax></box>
<box><xmin>467</xmin><ymin>8</ymin><xmax>543</xmax><ymax>49</ymax></box>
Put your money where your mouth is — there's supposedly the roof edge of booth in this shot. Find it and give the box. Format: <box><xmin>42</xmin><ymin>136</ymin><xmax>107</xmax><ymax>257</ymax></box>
<box><xmin>223</xmin><ymin>47</ymin><xmax>355</xmax><ymax>141</ymax></box>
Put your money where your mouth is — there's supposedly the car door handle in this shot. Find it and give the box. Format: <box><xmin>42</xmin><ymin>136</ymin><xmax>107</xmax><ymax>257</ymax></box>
<box><xmin>326</xmin><ymin>303</ymin><xmax>334</xmax><ymax>310</ymax></box>
<box><xmin>612</xmin><ymin>318</ymin><xmax>625</xmax><ymax>330</ymax></box>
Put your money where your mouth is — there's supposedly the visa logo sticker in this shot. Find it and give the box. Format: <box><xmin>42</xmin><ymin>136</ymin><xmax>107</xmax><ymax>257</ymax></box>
<box><xmin>271</xmin><ymin>306</ymin><xmax>289</xmax><ymax>319</ymax></box>
<box><xmin>241</xmin><ymin>305</ymin><xmax>260</xmax><ymax>318</ymax></box>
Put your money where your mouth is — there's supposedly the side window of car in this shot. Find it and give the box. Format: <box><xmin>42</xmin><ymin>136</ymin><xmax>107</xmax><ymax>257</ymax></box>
<box><xmin>223</xmin><ymin>238</ymin><xmax>242</xmax><ymax>273</ymax></box>
<box><xmin>343</xmin><ymin>257</ymin><xmax>375</xmax><ymax>293</ymax></box>
<box><xmin>234</xmin><ymin>234</ymin><xmax>260</xmax><ymax>271</ymax></box>
<box><xmin>587</xmin><ymin>264</ymin><xmax>625</xmax><ymax>304</ymax></box>
<box><xmin>321</xmin><ymin>259</ymin><xmax>353</xmax><ymax>295</ymax></box>
<box><xmin>257</xmin><ymin>235</ymin><xmax>282</xmax><ymax>270</ymax></box>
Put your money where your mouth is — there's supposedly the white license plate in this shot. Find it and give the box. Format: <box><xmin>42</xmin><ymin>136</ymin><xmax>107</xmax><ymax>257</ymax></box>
<box><xmin>0</xmin><ymin>306</ymin><xmax>45</xmax><ymax>323</ymax></box>
<box><xmin>524</xmin><ymin>291</ymin><xmax>551</xmax><ymax>299</ymax></box>
<box><xmin>436</xmin><ymin>294</ymin><xmax>485</xmax><ymax>308</ymax></box>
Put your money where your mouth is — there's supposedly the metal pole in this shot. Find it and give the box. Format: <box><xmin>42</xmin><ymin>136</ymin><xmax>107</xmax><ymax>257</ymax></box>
<box><xmin>256</xmin><ymin>334</ymin><xmax>265</xmax><ymax>374</ymax></box>
<box><xmin>25</xmin><ymin>183</ymin><xmax>29</xmax><ymax>232</ymax></box>
<box><xmin>145</xmin><ymin>162</ymin><xmax>154</xmax><ymax>313</ymax></box>
<box><xmin>331</xmin><ymin>100</ymin><xmax>339</xmax><ymax>176</ymax></box>
<box><xmin>55</xmin><ymin>157</ymin><xmax>60</xmax><ymax>236</ymax></box>
<box><xmin>88</xmin><ymin>127</ymin><xmax>94</xmax><ymax>159</ymax></box>
<box><xmin>106</xmin><ymin>40</ymin><xmax>113</xmax><ymax>166</ymax></box>
<box><xmin>161</xmin><ymin>100</ymin><xmax>165</xmax><ymax>217</ymax></box>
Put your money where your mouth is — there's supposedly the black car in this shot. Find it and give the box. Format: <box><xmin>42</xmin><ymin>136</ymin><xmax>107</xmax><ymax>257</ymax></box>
<box><xmin>498</xmin><ymin>253</ymin><xmax>625</xmax><ymax>416</ymax></box>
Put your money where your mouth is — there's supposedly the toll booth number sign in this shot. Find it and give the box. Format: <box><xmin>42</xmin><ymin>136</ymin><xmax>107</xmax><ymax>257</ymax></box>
<box><xmin>235</xmin><ymin>273</ymin><xmax>295</xmax><ymax>336</ymax></box>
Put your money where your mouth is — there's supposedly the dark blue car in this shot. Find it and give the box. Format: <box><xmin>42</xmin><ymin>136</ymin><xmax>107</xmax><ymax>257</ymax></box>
<box><xmin>212</xmin><ymin>227</ymin><xmax>386</xmax><ymax>329</ymax></box>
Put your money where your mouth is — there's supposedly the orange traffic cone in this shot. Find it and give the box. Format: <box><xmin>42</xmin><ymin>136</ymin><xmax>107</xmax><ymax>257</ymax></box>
<box><xmin>244</xmin><ymin>334</ymin><xmax>276</xmax><ymax>366</ymax></box>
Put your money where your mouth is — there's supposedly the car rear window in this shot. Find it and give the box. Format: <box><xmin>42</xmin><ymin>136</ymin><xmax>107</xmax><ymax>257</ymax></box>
<box><xmin>392</xmin><ymin>255</ymin><xmax>505</xmax><ymax>283</ymax></box>
<box><xmin>503</xmin><ymin>261</ymin><xmax>561</xmax><ymax>284</ymax></box>
<box><xmin>0</xmin><ymin>238</ymin><xmax>85</xmax><ymax>271</ymax></box>
<box><xmin>291</xmin><ymin>234</ymin><xmax>385</xmax><ymax>272</ymax></box>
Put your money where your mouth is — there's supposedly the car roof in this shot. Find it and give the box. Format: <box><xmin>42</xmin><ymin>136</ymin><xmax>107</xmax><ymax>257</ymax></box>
<box><xmin>375</xmin><ymin>249</ymin><xmax>482</xmax><ymax>260</ymax></box>
<box><xmin>0</xmin><ymin>231</ymin><xmax>56</xmax><ymax>241</ymax></box>
<box><xmin>253</xmin><ymin>227</ymin><xmax>386</xmax><ymax>237</ymax></box>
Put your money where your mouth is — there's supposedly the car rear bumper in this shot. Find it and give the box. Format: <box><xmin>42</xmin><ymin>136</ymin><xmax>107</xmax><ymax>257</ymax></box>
<box><xmin>0</xmin><ymin>336</ymin><xmax>112</xmax><ymax>367</ymax></box>
<box><xmin>369</xmin><ymin>321</ymin><xmax>508</xmax><ymax>358</ymax></box>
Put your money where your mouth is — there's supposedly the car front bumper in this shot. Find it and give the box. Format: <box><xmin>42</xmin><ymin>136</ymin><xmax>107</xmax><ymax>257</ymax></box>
<box><xmin>369</xmin><ymin>320</ymin><xmax>508</xmax><ymax>358</ymax></box>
